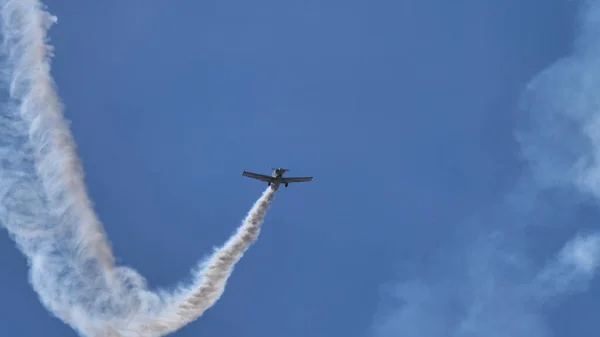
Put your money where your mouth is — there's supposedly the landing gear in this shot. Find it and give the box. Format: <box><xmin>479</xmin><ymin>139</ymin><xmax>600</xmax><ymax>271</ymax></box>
<box><xmin>284</xmin><ymin>183</ymin><xmax>288</xmax><ymax>187</ymax></box>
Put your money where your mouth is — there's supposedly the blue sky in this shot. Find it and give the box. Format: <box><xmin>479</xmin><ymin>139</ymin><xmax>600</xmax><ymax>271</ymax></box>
<box><xmin>1</xmin><ymin>0</ymin><xmax>599</xmax><ymax>336</ymax></box>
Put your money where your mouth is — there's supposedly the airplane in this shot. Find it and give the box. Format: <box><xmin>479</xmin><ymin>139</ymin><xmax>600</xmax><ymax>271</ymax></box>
<box><xmin>242</xmin><ymin>168</ymin><xmax>313</xmax><ymax>188</ymax></box>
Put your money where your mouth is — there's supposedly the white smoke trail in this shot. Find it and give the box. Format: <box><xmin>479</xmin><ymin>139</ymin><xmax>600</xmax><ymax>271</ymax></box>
<box><xmin>120</xmin><ymin>187</ymin><xmax>276</xmax><ymax>337</ymax></box>
<box><xmin>0</xmin><ymin>1</ymin><xmax>276</xmax><ymax>336</ymax></box>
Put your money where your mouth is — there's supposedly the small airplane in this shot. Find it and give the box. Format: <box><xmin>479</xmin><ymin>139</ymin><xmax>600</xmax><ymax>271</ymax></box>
<box><xmin>242</xmin><ymin>168</ymin><xmax>313</xmax><ymax>188</ymax></box>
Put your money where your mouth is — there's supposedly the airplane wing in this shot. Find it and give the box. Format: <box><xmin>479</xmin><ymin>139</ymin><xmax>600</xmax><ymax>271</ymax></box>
<box><xmin>281</xmin><ymin>176</ymin><xmax>313</xmax><ymax>183</ymax></box>
<box><xmin>242</xmin><ymin>171</ymin><xmax>273</xmax><ymax>182</ymax></box>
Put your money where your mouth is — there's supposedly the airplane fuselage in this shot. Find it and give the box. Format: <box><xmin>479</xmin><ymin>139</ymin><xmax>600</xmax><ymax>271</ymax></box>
<box><xmin>271</xmin><ymin>168</ymin><xmax>288</xmax><ymax>178</ymax></box>
<box><xmin>269</xmin><ymin>168</ymin><xmax>289</xmax><ymax>187</ymax></box>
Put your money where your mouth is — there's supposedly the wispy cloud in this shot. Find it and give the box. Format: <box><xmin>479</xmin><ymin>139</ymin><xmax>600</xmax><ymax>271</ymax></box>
<box><xmin>369</xmin><ymin>1</ymin><xmax>600</xmax><ymax>336</ymax></box>
<box><xmin>370</xmin><ymin>232</ymin><xmax>600</xmax><ymax>337</ymax></box>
